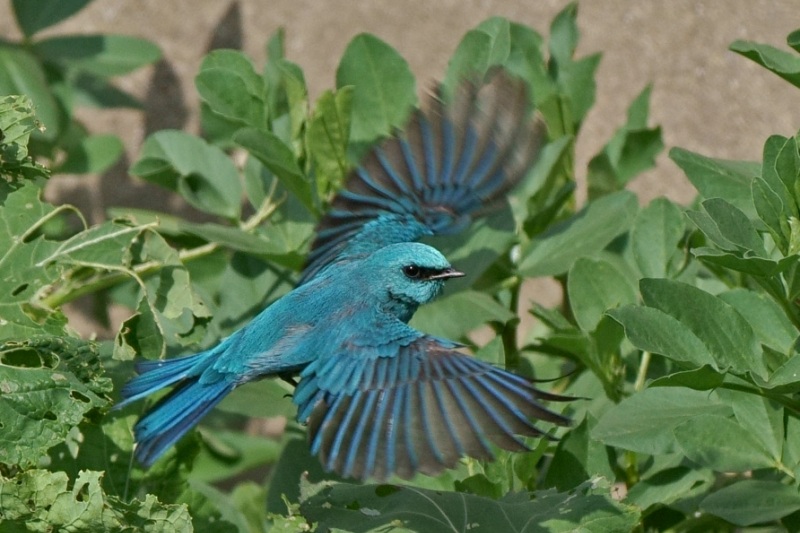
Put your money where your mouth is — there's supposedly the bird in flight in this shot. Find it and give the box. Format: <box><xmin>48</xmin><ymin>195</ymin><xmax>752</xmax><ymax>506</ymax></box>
<box><xmin>116</xmin><ymin>68</ymin><xmax>570</xmax><ymax>481</ymax></box>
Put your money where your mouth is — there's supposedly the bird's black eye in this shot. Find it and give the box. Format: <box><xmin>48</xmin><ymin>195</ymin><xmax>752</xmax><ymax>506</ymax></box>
<box><xmin>403</xmin><ymin>265</ymin><xmax>421</xmax><ymax>279</ymax></box>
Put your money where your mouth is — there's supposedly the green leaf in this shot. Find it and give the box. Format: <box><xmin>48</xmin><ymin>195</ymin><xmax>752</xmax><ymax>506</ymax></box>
<box><xmin>0</xmin><ymin>180</ymin><xmax>66</xmax><ymax>337</ymax></box>
<box><xmin>306</xmin><ymin>87</ymin><xmax>352</xmax><ymax>200</ymax></box>
<box><xmin>752</xmin><ymin>176</ymin><xmax>790</xmax><ymax>253</ymax></box>
<box><xmin>519</xmin><ymin>190</ymin><xmax>638</xmax><ymax>277</ymax></box>
<box><xmin>731</xmin><ymin>39</ymin><xmax>800</xmax><ymax>88</ymax></box>
<box><xmin>300</xmin><ymin>478</ymin><xmax>640</xmax><ymax>533</ymax></box>
<box><xmin>544</xmin><ymin>414</ymin><xmax>615</xmax><ymax>491</ymax></box>
<box><xmin>336</xmin><ymin>33</ymin><xmax>417</xmax><ymax>152</ymax></box>
<box><xmin>234</xmin><ymin>127</ymin><xmax>314</xmax><ymax>214</ymax></box>
<box><xmin>648</xmin><ymin>366</ymin><xmax>726</xmax><ymax>391</ymax></box>
<box><xmin>568</xmin><ymin>257</ymin><xmax>637</xmax><ymax>332</ymax></box>
<box><xmin>631</xmin><ymin>197</ymin><xmax>685</xmax><ymax>278</ymax></box>
<box><xmin>672</xmin><ymin>414</ymin><xmax>776</xmax><ymax>472</ymax></box>
<box><xmin>195</xmin><ymin>50</ymin><xmax>267</xmax><ymax>130</ymax></box>
<box><xmin>640</xmin><ymin>278</ymin><xmax>767</xmax><ymax>378</ymax></box>
<box><xmin>608</xmin><ymin>306</ymin><xmax>717</xmax><ymax>369</ymax></box>
<box><xmin>626</xmin><ymin>466</ymin><xmax>714</xmax><ymax>510</ymax></box>
<box><xmin>688</xmin><ymin>198</ymin><xmax>765</xmax><ymax>255</ymax></box>
<box><xmin>131</xmin><ymin>130</ymin><xmax>243</xmax><ymax>219</ymax></box>
<box><xmin>719</xmin><ymin>288</ymin><xmax>798</xmax><ymax>356</ymax></box>
<box><xmin>55</xmin><ymin>133</ymin><xmax>124</xmax><ymax>174</ymax></box>
<box><xmin>11</xmin><ymin>0</ymin><xmax>91</xmax><ymax>36</ymax></box>
<box><xmin>548</xmin><ymin>3</ymin><xmax>579</xmax><ymax>67</ymax></box>
<box><xmin>0</xmin><ymin>469</ymin><xmax>193</xmax><ymax>530</ymax></box>
<box><xmin>34</xmin><ymin>35</ymin><xmax>161</xmax><ymax>77</ymax></box>
<box><xmin>592</xmin><ymin>387</ymin><xmax>732</xmax><ymax>454</ymax></box>
<box><xmin>0</xmin><ymin>337</ymin><xmax>109</xmax><ymax>466</ymax></box>
<box><xmin>700</xmin><ymin>479</ymin><xmax>800</xmax><ymax>526</ymax></box>
<box><xmin>0</xmin><ymin>46</ymin><xmax>61</xmax><ymax>140</ymax></box>
<box><xmin>670</xmin><ymin>147</ymin><xmax>760</xmax><ymax>218</ymax></box>
<box><xmin>36</xmin><ymin>219</ymin><xmax>150</xmax><ymax>269</ymax></box>
<box><xmin>0</xmin><ymin>95</ymin><xmax>49</xmax><ymax>181</ymax></box>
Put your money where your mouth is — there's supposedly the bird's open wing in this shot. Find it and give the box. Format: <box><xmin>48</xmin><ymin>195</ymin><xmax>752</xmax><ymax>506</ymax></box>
<box><xmin>292</xmin><ymin>333</ymin><xmax>569</xmax><ymax>481</ymax></box>
<box><xmin>299</xmin><ymin>70</ymin><xmax>546</xmax><ymax>284</ymax></box>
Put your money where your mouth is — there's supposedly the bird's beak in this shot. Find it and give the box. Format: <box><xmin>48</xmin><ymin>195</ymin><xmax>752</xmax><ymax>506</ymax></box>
<box><xmin>428</xmin><ymin>267</ymin><xmax>465</xmax><ymax>280</ymax></box>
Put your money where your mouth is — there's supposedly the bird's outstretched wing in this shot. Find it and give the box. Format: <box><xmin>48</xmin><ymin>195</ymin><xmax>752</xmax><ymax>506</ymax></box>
<box><xmin>292</xmin><ymin>333</ymin><xmax>569</xmax><ymax>481</ymax></box>
<box><xmin>299</xmin><ymin>70</ymin><xmax>546</xmax><ymax>284</ymax></box>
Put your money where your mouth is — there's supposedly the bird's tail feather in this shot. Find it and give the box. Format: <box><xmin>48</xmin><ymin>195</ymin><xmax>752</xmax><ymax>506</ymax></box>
<box><xmin>114</xmin><ymin>349</ymin><xmax>233</xmax><ymax>467</ymax></box>
<box><xmin>132</xmin><ymin>377</ymin><xmax>233</xmax><ymax>467</ymax></box>
<box><xmin>115</xmin><ymin>353</ymin><xmax>204</xmax><ymax>409</ymax></box>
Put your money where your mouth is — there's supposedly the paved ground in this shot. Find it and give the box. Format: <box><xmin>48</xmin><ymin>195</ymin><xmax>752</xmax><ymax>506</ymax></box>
<box><xmin>2</xmin><ymin>0</ymin><xmax>799</xmax><ymax>335</ymax></box>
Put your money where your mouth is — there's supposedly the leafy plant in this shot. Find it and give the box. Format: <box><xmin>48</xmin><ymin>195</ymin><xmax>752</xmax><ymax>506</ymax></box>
<box><xmin>4</xmin><ymin>3</ymin><xmax>800</xmax><ymax>531</ymax></box>
<box><xmin>1</xmin><ymin>0</ymin><xmax>161</xmax><ymax>174</ymax></box>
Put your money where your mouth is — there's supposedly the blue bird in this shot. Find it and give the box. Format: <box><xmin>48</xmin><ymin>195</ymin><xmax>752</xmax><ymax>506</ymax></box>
<box><xmin>116</xmin><ymin>69</ymin><xmax>570</xmax><ymax>480</ymax></box>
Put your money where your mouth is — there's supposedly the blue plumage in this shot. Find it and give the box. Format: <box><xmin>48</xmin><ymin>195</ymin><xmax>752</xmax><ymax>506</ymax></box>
<box><xmin>117</xmin><ymin>70</ymin><xmax>569</xmax><ymax>480</ymax></box>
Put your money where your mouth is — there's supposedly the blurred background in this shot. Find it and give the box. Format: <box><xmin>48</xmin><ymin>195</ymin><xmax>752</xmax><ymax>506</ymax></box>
<box><xmin>2</xmin><ymin>0</ymin><xmax>799</xmax><ymax>334</ymax></box>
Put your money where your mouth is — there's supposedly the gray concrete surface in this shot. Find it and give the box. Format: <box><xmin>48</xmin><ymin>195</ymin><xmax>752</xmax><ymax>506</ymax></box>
<box><xmin>2</xmin><ymin>0</ymin><xmax>799</xmax><ymax>336</ymax></box>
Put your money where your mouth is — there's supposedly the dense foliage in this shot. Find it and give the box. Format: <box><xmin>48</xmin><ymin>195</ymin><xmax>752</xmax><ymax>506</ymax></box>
<box><xmin>3</xmin><ymin>2</ymin><xmax>800</xmax><ymax>531</ymax></box>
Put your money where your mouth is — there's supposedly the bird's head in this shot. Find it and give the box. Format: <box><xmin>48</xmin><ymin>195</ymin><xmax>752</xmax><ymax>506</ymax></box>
<box><xmin>366</xmin><ymin>243</ymin><xmax>464</xmax><ymax>314</ymax></box>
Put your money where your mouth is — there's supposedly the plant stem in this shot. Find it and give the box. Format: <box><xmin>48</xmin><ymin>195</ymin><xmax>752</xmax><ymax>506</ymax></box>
<box><xmin>39</xmin><ymin>192</ymin><xmax>281</xmax><ymax>310</ymax></box>
<box><xmin>634</xmin><ymin>351</ymin><xmax>651</xmax><ymax>392</ymax></box>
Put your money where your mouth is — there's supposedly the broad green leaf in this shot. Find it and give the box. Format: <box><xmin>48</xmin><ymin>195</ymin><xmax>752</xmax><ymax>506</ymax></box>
<box><xmin>700</xmin><ymin>479</ymin><xmax>800</xmax><ymax>526</ymax></box>
<box><xmin>592</xmin><ymin>387</ymin><xmax>732</xmax><ymax>455</ymax></box>
<box><xmin>135</xmin><ymin>231</ymin><xmax>211</xmax><ymax>346</ymax></box>
<box><xmin>544</xmin><ymin>414</ymin><xmax>615</xmax><ymax>491</ymax></box>
<box><xmin>720</xmin><ymin>389</ymin><xmax>784</xmax><ymax>461</ymax></box>
<box><xmin>218</xmin><ymin>379</ymin><xmax>296</xmax><ymax>419</ymax></box>
<box><xmin>648</xmin><ymin>366</ymin><xmax>725</xmax><ymax>391</ymax></box>
<box><xmin>519</xmin><ymin>190</ymin><xmax>638</xmax><ymax>277</ymax></box>
<box><xmin>631</xmin><ymin>197</ymin><xmax>685</xmax><ymax>278</ymax></box>
<box><xmin>691</xmin><ymin>246</ymin><xmax>795</xmax><ymax>277</ymax></box>
<box><xmin>670</xmin><ymin>147</ymin><xmax>759</xmax><ymax>218</ymax></box>
<box><xmin>11</xmin><ymin>0</ymin><xmax>91</xmax><ymax>36</ymax></box>
<box><xmin>0</xmin><ymin>336</ymin><xmax>109</xmax><ymax>466</ymax></box>
<box><xmin>625</xmin><ymin>466</ymin><xmax>714</xmax><ymax>510</ymax></box>
<box><xmin>568</xmin><ymin>257</ymin><xmax>637</xmax><ymax>332</ymax></box>
<box><xmin>196</xmin><ymin>50</ymin><xmax>267</xmax><ymax>129</ymax></box>
<box><xmin>34</xmin><ymin>35</ymin><xmax>161</xmax><ymax>77</ymax></box>
<box><xmin>719</xmin><ymin>288</ymin><xmax>798</xmax><ymax>356</ymax></box>
<box><xmin>300</xmin><ymin>478</ymin><xmax>640</xmax><ymax>533</ymax></box>
<box><xmin>0</xmin><ymin>46</ymin><xmax>61</xmax><ymax>140</ymax></box>
<box><xmin>689</xmin><ymin>198</ymin><xmax>765</xmax><ymax>255</ymax></box>
<box><xmin>608</xmin><ymin>305</ymin><xmax>717</xmax><ymax>369</ymax></box>
<box><xmin>673</xmin><ymin>414</ymin><xmax>776</xmax><ymax>472</ymax></box>
<box><xmin>336</xmin><ymin>33</ymin><xmax>416</xmax><ymax>151</ymax></box>
<box><xmin>234</xmin><ymin>127</ymin><xmax>314</xmax><ymax>214</ymax></box>
<box><xmin>731</xmin><ymin>39</ymin><xmax>800</xmax><ymax>88</ymax></box>
<box><xmin>761</xmin><ymin>134</ymin><xmax>800</xmax><ymax>222</ymax></box>
<box><xmin>37</xmin><ymin>219</ymin><xmax>150</xmax><ymax>269</ymax></box>
<box><xmin>0</xmin><ymin>180</ymin><xmax>65</xmax><ymax>335</ymax></box>
<box><xmin>410</xmin><ymin>290</ymin><xmax>515</xmax><ymax>340</ymax></box>
<box><xmin>752</xmin><ymin>176</ymin><xmax>790</xmax><ymax>252</ymax></box>
<box><xmin>306</xmin><ymin>87</ymin><xmax>352</xmax><ymax>200</ymax></box>
<box><xmin>0</xmin><ymin>470</ymin><xmax>193</xmax><ymax>530</ymax></box>
<box><xmin>548</xmin><ymin>3</ymin><xmax>579</xmax><ymax>67</ymax></box>
<box><xmin>131</xmin><ymin>130</ymin><xmax>243</xmax><ymax>219</ymax></box>
<box><xmin>56</xmin><ymin>133</ymin><xmax>124</xmax><ymax>174</ymax></box>
<box><xmin>640</xmin><ymin>279</ymin><xmax>767</xmax><ymax>378</ymax></box>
